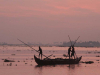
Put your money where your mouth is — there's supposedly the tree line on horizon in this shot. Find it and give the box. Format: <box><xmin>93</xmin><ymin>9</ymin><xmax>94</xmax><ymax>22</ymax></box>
<box><xmin>61</xmin><ymin>41</ymin><xmax>100</xmax><ymax>47</ymax></box>
<box><xmin>0</xmin><ymin>41</ymin><xmax>100</xmax><ymax>47</ymax></box>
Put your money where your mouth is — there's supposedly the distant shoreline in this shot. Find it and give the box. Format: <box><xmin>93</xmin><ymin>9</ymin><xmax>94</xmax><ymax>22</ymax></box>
<box><xmin>1</xmin><ymin>41</ymin><xmax>100</xmax><ymax>47</ymax></box>
<box><xmin>0</xmin><ymin>44</ymin><xmax>100</xmax><ymax>48</ymax></box>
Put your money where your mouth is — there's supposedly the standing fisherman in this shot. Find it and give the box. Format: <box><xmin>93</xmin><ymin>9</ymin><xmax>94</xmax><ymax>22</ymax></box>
<box><xmin>71</xmin><ymin>45</ymin><xmax>75</xmax><ymax>59</ymax></box>
<box><xmin>68</xmin><ymin>46</ymin><xmax>71</xmax><ymax>59</ymax></box>
<box><xmin>38</xmin><ymin>46</ymin><xmax>42</xmax><ymax>60</ymax></box>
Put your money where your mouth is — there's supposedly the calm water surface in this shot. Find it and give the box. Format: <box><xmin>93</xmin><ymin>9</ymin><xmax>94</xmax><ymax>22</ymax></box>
<box><xmin>0</xmin><ymin>46</ymin><xmax>100</xmax><ymax>75</ymax></box>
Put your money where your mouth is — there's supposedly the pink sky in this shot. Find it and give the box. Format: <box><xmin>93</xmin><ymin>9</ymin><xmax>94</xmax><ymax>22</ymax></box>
<box><xmin>0</xmin><ymin>0</ymin><xmax>100</xmax><ymax>44</ymax></box>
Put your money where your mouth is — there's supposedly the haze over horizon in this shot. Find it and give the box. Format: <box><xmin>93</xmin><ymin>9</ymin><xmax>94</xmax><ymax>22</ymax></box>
<box><xmin>0</xmin><ymin>0</ymin><xmax>100</xmax><ymax>44</ymax></box>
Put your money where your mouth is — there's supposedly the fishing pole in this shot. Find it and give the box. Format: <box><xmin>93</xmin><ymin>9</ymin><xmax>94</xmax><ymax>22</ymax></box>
<box><xmin>73</xmin><ymin>36</ymin><xmax>80</xmax><ymax>46</ymax></box>
<box><xmin>17</xmin><ymin>39</ymin><xmax>39</xmax><ymax>52</ymax></box>
<box><xmin>72</xmin><ymin>36</ymin><xmax>80</xmax><ymax>58</ymax></box>
<box><xmin>17</xmin><ymin>39</ymin><xmax>53</xmax><ymax>58</ymax></box>
<box><xmin>68</xmin><ymin>35</ymin><xmax>80</xmax><ymax>46</ymax></box>
<box><xmin>68</xmin><ymin>35</ymin><xmax>73</xmax><ymax>46</ymax></box>
<box><xmin>68</xmin><ymin>36</ymin><xmax>80</xmax><ymax>58</ymax></box>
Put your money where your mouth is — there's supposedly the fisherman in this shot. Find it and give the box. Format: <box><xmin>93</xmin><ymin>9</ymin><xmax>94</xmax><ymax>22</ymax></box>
<box><xmin>71</xmin><ymin>45</ymin><xmax>75</xmax><ymax>59</ymax></box>
<box><xmin>38</xmin><ymin>46</ymin><xmax>42</xmax><ymax>60</ymax></box>
<box><xmin>68</xmin><ymin>46</ymin><xmax>71</xmax><ymax>59</ymax></box>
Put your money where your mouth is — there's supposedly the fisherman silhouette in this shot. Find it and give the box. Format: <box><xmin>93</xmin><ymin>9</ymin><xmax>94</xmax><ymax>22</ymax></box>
<box><xmin>71</xmin><ymin>45</ymin><xmax>75</xmax><ymax>59</ymax></box>
<box><xmin>68</xmin><ymin>46</ymin><xmax>71</xmax><ymax>59</ymax></box>
<box><xmin>38</xmin><ymin>46</ymin><xmax>42</xmax><ymax>60</ymax></box>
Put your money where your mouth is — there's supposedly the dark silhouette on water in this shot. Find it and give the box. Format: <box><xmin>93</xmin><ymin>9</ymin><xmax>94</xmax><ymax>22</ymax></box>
<box><xmin>71</xmin><ymin>45</ymin><xmax>75</xmax><ymax>59</ymax></box>
<box><xmin>38</xmin><ymin>46</ymin><xmax>43</xmax><ymax>60</ymax></box>
<box><xmin>4</xmin><ymin>59</ymin><xmax>15</xmax><ymax>62</ymax></box>
<box><xmin>81</xmin><ymin>61</ymin><xmax>94</xmax><ymax>64</ymax></box>
<box><xmin>68</xmin><ymin>46</ymin><xmax>71</xmax><ymax>59</ymax></box>
<box><xmin>68</xmin><ymin>35</ymin><xmax>80</xmax><ymax>59</ymax></box>
<box><xmin>34</xmin><ymin>55</ymin><xmax>82</xmax><ymax>65</ymax></box>
<box><xmin>18</xmin><ymin>38</ymin><xmax>82</xmax><ymax>65</ymax></box>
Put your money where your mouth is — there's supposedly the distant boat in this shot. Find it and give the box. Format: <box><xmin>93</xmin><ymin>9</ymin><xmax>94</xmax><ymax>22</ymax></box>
<box><xmin>34</xmin><ymin>55</ymin><xmax>82</xmax><ymax>65</ymax></box>
<box><xmin>4</xmin><ymin>59</ymin><xmax>15</xmax><ymax>62</ymax></box>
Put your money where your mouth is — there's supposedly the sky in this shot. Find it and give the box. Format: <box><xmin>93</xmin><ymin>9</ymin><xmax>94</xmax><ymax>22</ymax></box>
<box><xmin>0</xmin><ymin>0</ymin><xmax>100</xmax><ymax>44</ymax></box>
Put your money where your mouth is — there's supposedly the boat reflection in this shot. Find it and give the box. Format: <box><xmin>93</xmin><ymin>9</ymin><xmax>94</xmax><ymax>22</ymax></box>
<box><xmin>35</xmin><ymin>63</ymin><xmax>80</xmax><ymax>69</ymax></box>
<box><xmin>34</xmin><ymin>64</ymin><xmax>81</xmax><ymax>75</ymax></box>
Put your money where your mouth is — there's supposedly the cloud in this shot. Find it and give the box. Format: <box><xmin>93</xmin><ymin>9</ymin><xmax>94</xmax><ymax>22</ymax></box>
<box><xmin>0</xmin><ymin>0</ymin><xmax>100</xmax><ymax>43</ymax></box>
<box><xmin>0</xmin><ymin>0</ymin><xmax>100</xmax><ymax>17</ymax></box>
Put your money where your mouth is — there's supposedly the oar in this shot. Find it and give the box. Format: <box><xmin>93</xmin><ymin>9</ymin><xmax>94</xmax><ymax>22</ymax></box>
<box><xmin>63</xmin><ymin>54</ymin><xmax>68</xmax><ymax>57</ymax></box>
<box><xmin>75</xmin><ymin>52</ymin><xmax>77</xmax><ymax>58</ymax></box>
<box><xmin>17</xmin><ymin>39</ymin><xmax>52</xmax><ymax>58</ymax></box>
<box><xmin>45</xmin><ymin>54</ymin><xmax>53</xmax><ymax>58</ymax></box>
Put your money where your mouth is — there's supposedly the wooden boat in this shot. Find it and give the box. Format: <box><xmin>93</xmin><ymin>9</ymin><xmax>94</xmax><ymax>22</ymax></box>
<box><xmin>34</xmin><ymin>55</ymin><xmax>82</xmax><ymax>65</ymax></box>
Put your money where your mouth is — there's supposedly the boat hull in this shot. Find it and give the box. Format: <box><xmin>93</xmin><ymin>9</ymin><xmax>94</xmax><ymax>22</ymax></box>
<box><xmin>34</xmin><ymin>55</ymin><xmax>82</xmax><ymax>65</ymax></box>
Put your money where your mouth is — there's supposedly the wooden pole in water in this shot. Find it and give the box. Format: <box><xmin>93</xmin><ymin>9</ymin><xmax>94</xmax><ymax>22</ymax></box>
<box><xmin>68</xmin><ymin>36</ymin><xmax>80</xmax><ymax>58</ymax></box>
<box><xmin>17</xmin><ymin>39</ymin><xmax>52</xmax><ymax>58</ymax></box>
<box><xmin>68</xmin><ymin>35</ymin><xmax>80</xmax><ymax>46</ymax></box>
<box><xmin>73</xmin><ymin>36</ymin><xmax>80</xmax><ymax>58</ymax></box>
<box><xmin>68</xmin><ymin>35</ymin><xmax>73</xmax><ymax>46</ymax></box>
<box><xmin>73</xmin><ymin>36</ymin><xmax>80</xmax><ymax>46</ymax></box>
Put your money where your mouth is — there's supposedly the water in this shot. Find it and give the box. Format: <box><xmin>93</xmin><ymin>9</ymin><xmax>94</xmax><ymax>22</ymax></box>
<box><xmin>0</xmin><ymin>46</ymin><xmax>100</xmax><ymax>75</ymax></box>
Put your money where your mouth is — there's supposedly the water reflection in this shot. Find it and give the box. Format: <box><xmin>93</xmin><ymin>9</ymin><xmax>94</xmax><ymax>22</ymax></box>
<box><xmin>68</xmin><ymin>64</ymin><xmax>75</xmax><ymax>69</ymax></box>
<box><xmin>34</xmin><ymin>64</ymin><xmax>81</xmax><ymax>75</ymax></box>
<box><xmin>35</xmin><ymin>65</ymin><xmax>56</xmax><ymax>75</ymax></box>
<box><xmin>35</xmin><ymin>65</ymin><xmax>56</xmax><ymax>68</ymax></box>
<box><xmin>35</xmin><ymin>64</ymin><xmax>80</xmax><ymax>69</ymax></box>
